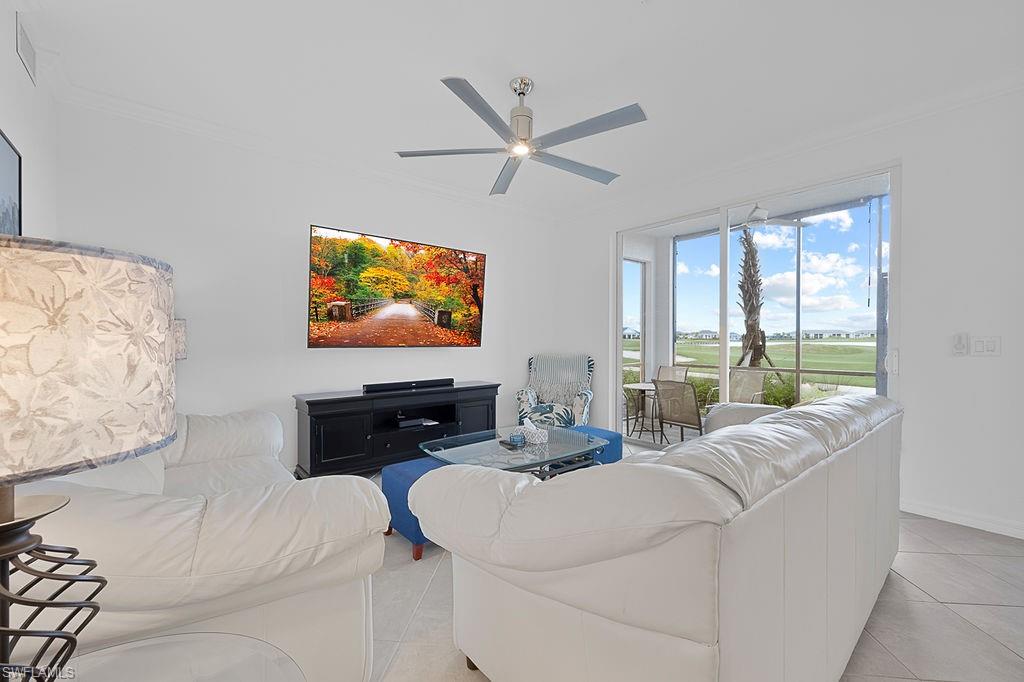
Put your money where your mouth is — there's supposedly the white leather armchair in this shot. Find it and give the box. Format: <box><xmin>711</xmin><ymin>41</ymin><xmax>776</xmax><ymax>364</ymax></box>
<box><xmin>22</xmin><ymin>411</ymin><xmax>390</xmax><ymax>682</ymax></box>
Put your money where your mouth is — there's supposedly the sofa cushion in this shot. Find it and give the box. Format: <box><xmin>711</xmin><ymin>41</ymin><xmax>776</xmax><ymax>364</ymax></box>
<box><xmin>658</xmin><ymin>422</ymin><xmax>825</xmax><ymax>509</ymax></box>
<box><xmin>51</xmin><ymin>451</ymin><xmax>166</xmax><ymax>495</ymax></box>
<box><xmin>523</xmin><ymin>403</ymin><xmax>575</xmax><ymax>427</ymax></box>
<box><xmin>161</xmin><ymin>411</ymin><xmax>283</xmax><ymax>468</ymax></box>
<box><xmin>656</xmin><ymin>395</ymin><xmax>901</xmax><ymax>509</ymax></box>
<box><xmin>752</xmin><ymin>394</ymin><xmax>901</xmax><ymax>455</ymax></box>
<box><xmin>162</xmin><ymin>456</ymin><xmax>295</xmax><ymax>497</ymax></box>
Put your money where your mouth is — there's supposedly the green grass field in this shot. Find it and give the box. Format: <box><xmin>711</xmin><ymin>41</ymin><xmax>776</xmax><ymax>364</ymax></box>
<box><xmin>623</xmin><ymin>338</ymin><xmax>878</xmax><ymax>388</ymax></box>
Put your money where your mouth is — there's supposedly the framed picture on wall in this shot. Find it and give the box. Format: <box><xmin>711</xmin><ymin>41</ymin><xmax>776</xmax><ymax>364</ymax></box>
<box><xmin>1</xmin><ymin>127</ymin><xmax>22</xmax><ymax>236</ymax></box>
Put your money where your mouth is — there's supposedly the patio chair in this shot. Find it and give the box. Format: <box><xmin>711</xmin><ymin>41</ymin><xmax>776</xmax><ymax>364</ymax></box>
<box><xmin>653</xmin><ymin>379</ymin><xmax>704</xmax><ymax>443</ymax></box>
<box><xmin>707</xmin><ymin>370</ymin><xmax>766</xmax><ymax>404</ymax></box>
<box><xmin>656</xmin><ymin>365</ymin><xmax>689</xmax><ymax>382</ymax></box>
<box><xmin>516</xmin><ymin>354</ymin><xmax>595</xmax><ymax>426</ymax></box>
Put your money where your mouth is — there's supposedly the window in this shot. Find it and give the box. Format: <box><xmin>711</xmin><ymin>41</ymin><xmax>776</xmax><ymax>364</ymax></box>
<box><xmin>621</xmin><ymin>258</ymin><xmax>646</xmax><ymax>381</ymax></box>
<box><xmin>673</xmin><ymin>228</ymin><xmax>721</xmax><ymax>402</ymax></box>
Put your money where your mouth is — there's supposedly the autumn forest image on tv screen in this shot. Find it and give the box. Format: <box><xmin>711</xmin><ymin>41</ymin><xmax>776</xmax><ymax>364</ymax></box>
<box><xmin>307</xmin><ymin>226</ymin><xmax>485</xmax><ymax>348</ymax></box>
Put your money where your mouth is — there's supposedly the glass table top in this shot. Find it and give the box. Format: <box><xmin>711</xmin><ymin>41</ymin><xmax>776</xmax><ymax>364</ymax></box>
<box><xmin>420</xmin><ymin>427</ymin><xmax>608</xmax><ymax>471</ymax></box>
<box><xmin>69</xmin><ymin>632</ymin><xmax>305</xmax><ymax>681</ymax></box>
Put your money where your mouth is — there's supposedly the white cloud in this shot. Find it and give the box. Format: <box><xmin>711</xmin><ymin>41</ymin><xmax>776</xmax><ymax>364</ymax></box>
<box><xmin>881</xmin><ymin>241</ymin><xmax>890</xmax><ymax>259</ymax></box>
<box><xmin>804</xmin><ymin>210</ymin><xmax>854</xmax><ymax>232</ymax></box>
<box><xmin>676</xmin><ymin>261</ymin><xmax>690</xmax><ymax>274</ymax></box>
<box><xmin>802</xmin><ymin>251</ymin><xmax>863</xmax><ymax>279</ymax></box>
<box><xmin>751</xmin><ymin>226</ymin><xmax>795</xmax><ymax>250</ymax></box>
<box><xmin>773</xmin><ymin>294</ymin><xmax>859</xmax><ymax>312</ymax></box>
<box><xmin>763</xmin><ymin>271</ymin><xmax>846</xmax><ymax>297</ymax></box>
<box><xmin>702</xmin><ymin>264</ymin><xmax>720</xmax><ymax>277</ymax></box>
<box><xmin>847</xmin><ymin>242</ymin><xmax>860</xmax><ymax>253</ymax></box>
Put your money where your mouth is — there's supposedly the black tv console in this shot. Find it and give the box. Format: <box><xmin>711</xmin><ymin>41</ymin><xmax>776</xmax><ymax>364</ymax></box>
<box><xmin>294</xmin><ymin>380</ymin><xmax>500</xmax><ymax>478</ymax></box>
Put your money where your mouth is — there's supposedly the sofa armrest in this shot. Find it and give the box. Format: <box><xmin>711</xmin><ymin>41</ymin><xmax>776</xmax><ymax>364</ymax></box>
<box><xmin>30</xmin><ymin>476</ymin><xmax>390</xmax><ymax>611</ymax></box>
<box><xmin>409</xmin><ymin>463</ymin><xmax>740</xmax><ymax>572</ymax></box>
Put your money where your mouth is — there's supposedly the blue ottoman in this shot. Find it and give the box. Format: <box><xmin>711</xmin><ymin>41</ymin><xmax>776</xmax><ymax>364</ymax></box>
<box><xmin>381</xmin><ymin>456</ymin><xmax>447</xmax><ymax>560</ymax></box>
<box><xmin>571</xmin><ymin>425</ymin><xmax>623</xmax><ymax>465</ymax></box>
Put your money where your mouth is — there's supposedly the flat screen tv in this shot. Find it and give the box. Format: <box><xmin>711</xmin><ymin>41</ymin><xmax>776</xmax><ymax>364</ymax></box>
<box><xmin>307</xmin><ymin>226</ymin><xmax>485</xmax><ymax>348</ymax></box>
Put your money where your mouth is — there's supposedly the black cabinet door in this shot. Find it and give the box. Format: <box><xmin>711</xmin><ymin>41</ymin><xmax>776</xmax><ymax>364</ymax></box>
<box><xmin>458</xmin><ymin>400</ymin><xmax>495</xmax><ymax>434</ymax></box>
<box><xmin>313</xmin><ymin>413</ymin><xmax>372</xmax><ymax>471</ymax></box>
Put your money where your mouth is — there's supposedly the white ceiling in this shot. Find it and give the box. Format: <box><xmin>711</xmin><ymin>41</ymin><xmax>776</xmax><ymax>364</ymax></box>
<box><xmin>29</xmin><ymin>1</ymin><xmax>1024</xmax><ymax>222</ymax></box>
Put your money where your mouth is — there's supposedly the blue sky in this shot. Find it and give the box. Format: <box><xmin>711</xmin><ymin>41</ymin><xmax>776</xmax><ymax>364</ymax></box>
<box><xmin>623</xmin><ymin>199</ymin><xmax>890</xmax><ymax>334</ymax></box>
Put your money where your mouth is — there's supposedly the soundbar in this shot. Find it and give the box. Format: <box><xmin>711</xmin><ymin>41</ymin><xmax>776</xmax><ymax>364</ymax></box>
<box><xmin>362</xmin><ymin>378</ymin><xmax>455</xmax><ymax>394</ymax></box>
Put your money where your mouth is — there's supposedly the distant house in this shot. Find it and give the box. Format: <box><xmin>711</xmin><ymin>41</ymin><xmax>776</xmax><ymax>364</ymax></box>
<box><xmin>851</xmin><ymin>330</ymin><xmax>876</xmax><ymax>339</ymax></box>
<box><xmin>622</xmin><ymin>327</ymin><xmax>641</xmax><ymax>339</ymax></box>
<box><xmin>690</xmin><ymin>329</ymin><xmax>718</xmax><ymax>340</ymax></box>
<box><xmin>728</xmin><ymin>332</ymin><xmax>742</xmax><ymax>342</ymax></box>
<box><xmin>802</xmin><ymin>329</ymin><xmax>859</xmax><ymax>340</ymax></box>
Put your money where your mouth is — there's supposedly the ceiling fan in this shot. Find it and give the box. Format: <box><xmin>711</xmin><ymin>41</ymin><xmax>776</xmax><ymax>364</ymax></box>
<box><xmin>397</xmin><ymin>77</ymin><xmax>647</xmax><ymax>195</ymax></box>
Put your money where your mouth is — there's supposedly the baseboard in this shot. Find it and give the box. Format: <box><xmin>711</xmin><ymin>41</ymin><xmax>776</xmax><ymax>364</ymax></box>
<box><xmin>901</xmin><ymin>498</ymin><xmax>1024</xmax><ymax>540</ymax></box>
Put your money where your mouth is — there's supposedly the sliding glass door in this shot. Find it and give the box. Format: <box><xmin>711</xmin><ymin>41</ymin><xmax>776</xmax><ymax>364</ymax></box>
<box><xmin>724</xmin><ymin>175</ymin><xmax>892</xmax><ymax>405</ymax></box>
<box><xmin>618</xmin><ymin>169</ymin><xmax>895</xmax><ymax>442</ymax></box>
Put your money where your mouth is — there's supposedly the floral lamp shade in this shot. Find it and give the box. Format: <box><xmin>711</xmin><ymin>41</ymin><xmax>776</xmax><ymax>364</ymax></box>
<box><xmin>0</xmin><ymin>236</ymin><xmax>176</xmax><ymax>485</ymax></box>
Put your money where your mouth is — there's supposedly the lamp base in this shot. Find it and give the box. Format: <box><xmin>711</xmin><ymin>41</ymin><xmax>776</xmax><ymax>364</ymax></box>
<box><xmin>0</xmin><ymin>489</ymin><xmax>106</xmax><ymax>682</ymax></box>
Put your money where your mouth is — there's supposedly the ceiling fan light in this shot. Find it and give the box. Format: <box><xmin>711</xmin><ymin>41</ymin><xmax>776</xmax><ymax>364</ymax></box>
<box><xmin>510</xmin><ymin>142</ymin><xmax>531</xmax><ymax>157</ymax></box>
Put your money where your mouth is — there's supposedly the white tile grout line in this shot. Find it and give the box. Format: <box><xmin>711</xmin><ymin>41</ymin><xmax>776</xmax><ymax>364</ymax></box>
<box><xmin>378</xmin><ymin>550</ymin><xmax>448</xmax><ymax>680</ymax></box>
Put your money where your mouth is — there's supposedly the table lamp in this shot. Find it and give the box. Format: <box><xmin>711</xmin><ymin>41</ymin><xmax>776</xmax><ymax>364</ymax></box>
<box><xmin>0</xmin><ymin>236</ymin><xmax>176</xmax><ymax>681</ymax></box>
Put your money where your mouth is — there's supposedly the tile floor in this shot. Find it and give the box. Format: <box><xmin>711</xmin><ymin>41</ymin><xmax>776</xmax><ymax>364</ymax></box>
<box><xmin>371</xmin><ymin>470</ymin><xmax>1024</xmax><ymax>681</ymax></box>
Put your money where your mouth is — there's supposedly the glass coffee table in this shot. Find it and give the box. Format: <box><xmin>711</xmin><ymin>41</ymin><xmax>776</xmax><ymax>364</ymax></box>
<box><xmin>419</xmin><ymin>426</ymin><xmax>609</xmax><ymax>479</ymax></box>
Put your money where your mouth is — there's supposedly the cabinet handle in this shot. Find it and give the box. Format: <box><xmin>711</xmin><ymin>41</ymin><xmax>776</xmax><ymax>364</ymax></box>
<box><xmin>385</xmin><ymin>442</ymin><xmax>391</xmax><ymax>449</ymax></box>
<box><xmin>365</xmin><ymin>434</ymin><xmax>371</xmax><ymax>440</ymax></box>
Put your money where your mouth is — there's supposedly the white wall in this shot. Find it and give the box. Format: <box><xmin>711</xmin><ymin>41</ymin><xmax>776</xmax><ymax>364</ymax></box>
<box><xmin>537</xmin><ymin>90</ymin><xmax>1024</xmax><ymax>538</ymax></box>
<box><xmin>55</xmin><ymin>104</ymin><xmax>539</xmax><ymax>469</ymax></box>
<box><xmin>0</xmin><ymin>5</ymin><xmax>57</xmax><ymax>237</ymax></box>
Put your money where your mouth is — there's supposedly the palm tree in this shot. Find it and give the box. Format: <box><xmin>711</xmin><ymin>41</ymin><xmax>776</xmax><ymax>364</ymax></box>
<box><xmin>737</xmin><ymin>228</ymin><xmax>767</xmax><ymax>367</ymax></box>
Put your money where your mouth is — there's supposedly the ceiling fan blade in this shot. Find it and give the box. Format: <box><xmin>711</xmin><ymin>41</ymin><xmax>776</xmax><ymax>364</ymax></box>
<box><xmin>532</xmin><ymin>103</ymin><xmax>647</xmax><ymax>150</ymax></box>
<box><xmin>489</xmin><ymin>157</ymin><xmax>522</xmax><ymax>195</ymax></box>
<box><xmin>531</xmin><ymin>151</ymin><xmax>619</xmax><ymax>185</ymax></box>
<box><xmin>396</xmin><ymin>148</ymin><xmax>505</xmax><ymax>158</ymax></box>
<box><xmin>442</xmin><ymin>77</ymin><xmax>515</xmax><ymax>143</ymax></box>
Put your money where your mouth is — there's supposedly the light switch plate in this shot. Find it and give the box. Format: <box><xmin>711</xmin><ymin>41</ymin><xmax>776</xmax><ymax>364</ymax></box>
<box><xmin>970</xmin><ymin>336</ymin><xmax>1002</xmax><ymax>357</ymax></box>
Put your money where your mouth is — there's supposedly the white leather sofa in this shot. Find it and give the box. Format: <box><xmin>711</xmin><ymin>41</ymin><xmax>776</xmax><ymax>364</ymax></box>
<box><xmin>22</xmin><ymin>411</ymin><xmax>390</xmax><ymax>682</ymax></box>
<box><xmin>410</xmin><ymin>395</ymin><xmax>902</xmax><ymax>682</ymax></box>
